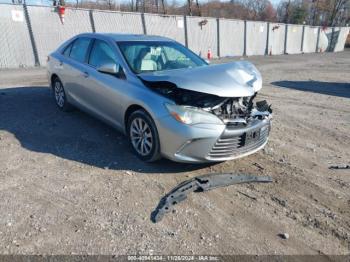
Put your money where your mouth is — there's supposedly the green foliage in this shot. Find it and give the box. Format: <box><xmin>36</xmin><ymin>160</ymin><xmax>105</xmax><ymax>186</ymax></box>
<box><xmin>291</xmin><ymin>5</ymin><xmax>307</xmax><ymax>24</ymax></box>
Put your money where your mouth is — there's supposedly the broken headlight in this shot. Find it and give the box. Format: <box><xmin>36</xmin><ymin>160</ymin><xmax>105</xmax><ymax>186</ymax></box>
<box><xmin>165</xmin><ymin>103</ymin><xmax>223</xmax><ymax>125</ymax></box>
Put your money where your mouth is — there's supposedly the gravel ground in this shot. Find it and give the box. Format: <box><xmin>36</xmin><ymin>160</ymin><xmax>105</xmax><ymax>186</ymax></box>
<box><xmin>0</xmin><ymin>51</ymin><xmax>349</xmax><ymax>255</ymax></box>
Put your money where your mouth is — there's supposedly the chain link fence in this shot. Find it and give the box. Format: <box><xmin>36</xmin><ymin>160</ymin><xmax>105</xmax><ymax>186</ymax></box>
<box><xmin>0</xmin><ymin>3</ymin><xmax>349</xmax><ymax>69</ymax></box>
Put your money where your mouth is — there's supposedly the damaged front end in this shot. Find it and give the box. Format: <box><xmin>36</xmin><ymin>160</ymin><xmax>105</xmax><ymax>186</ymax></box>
<box><xmin>140</xmin><ymin>61</ymin><xmax>272</xmax><ymax>162</ymax></box>
<box><xmin>152</xmin><ymin>87</ymin><xmax>271</xmax><ymax>125</ymax></box>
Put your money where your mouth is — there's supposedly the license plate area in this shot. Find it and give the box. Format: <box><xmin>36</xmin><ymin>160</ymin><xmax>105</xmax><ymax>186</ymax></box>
<box><xmin>245</xmin><ymin>128</ymin><xmax>260</xmax><ymax>145</ymax></box>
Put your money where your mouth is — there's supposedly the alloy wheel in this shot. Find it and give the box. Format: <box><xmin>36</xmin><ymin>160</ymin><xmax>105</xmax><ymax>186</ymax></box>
<box><xmin>130</xmin><ymin>118</ymin><xmax>153</xmax><ymax>156</ymax></box>
<box><xmin>54</xmin><ymin>81</ymin><xmax>65</xmax><ymax>108</ymax></box>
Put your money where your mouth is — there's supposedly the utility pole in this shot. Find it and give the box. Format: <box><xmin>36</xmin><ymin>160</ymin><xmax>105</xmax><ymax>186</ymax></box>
<box><xmin>195</xmin><ymin>0</ymin><xmax>201</xmax><ymax>16</ymax></box>
<box><xmin>161</xmin><ymin>0</ymin><xmax>166</xmax><ymax>14</ymax></box>
<box><xmin>187</xmin><ymin>0</ymin><xmax>193</xmax><ymax>15</ymax></box>
<box><xmin>155</xmin><ymin>0</ymin><xmax>159</xmax><ymax>13</ymax></box>
<box><xmin>312</xmin><ymin>0</ymin><xmax>319</xmax><ymax>25</ymax></box>
<box><xmin>284</xmin><ymin>0</ymin><xmax>291</xmax><ymax>23</ymax></box>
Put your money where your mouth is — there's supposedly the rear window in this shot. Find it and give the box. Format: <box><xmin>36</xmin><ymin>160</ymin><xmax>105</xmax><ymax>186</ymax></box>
<box><xmin>62</xmin><ymin>43</ymin><xmax>72</xmax><ymax>57</ymax></box>
<box><xmin>69</xmin><ymin>38</ymin><xmax>91</xmax><ymax>63</ymax></box>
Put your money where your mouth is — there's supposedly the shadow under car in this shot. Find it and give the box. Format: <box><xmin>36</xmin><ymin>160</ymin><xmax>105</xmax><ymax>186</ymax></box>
<box><xmin>0</xmin><ymin>86</ymin><xmax>213</xmax><ymax>173</ymax></box>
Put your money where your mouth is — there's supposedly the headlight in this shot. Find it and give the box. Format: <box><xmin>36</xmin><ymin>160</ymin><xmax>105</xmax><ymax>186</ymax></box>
<box><xmin>165</xmin><ymin>103</ymin><xmax>223</xmax><ymax>125</ymax></box>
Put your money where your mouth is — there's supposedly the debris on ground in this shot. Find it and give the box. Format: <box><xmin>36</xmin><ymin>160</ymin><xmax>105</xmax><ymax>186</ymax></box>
<box><xmin>271</xmin><ymin>196</ymin><xmax>288</xmax><ymax>207</ymax></box>
<box><xmin>253</xmin><ymin>162</ymin><xmax>265</xmax><ymax>171</ymax></box>
<box><xmin>329</xmin><ymin>164</ymin><xmax>350</xmax><ymax>170</ymax></box>
<box><xmin>278</xmin><ymin>233</ymin><xmax>289</xmax><ymax>240</ymax></box>
<box><xmin>237</xmin><ymin>191</ymin><xmax>258</xmax><ymax>201</ymax></box>
<box><xmin>151</xmin><ymin>173</ymin><xmax>273</xmax><ymax>223</ymax></box>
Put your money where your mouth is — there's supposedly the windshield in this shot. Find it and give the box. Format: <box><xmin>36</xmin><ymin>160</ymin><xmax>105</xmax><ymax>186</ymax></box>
<box><xmin>117</xmin><ymin>41</ymin><xmax>207</xmax><ymax>74</ymax></box>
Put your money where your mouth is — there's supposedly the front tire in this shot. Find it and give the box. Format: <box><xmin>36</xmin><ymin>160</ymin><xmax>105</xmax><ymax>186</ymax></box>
<box><xmin>127</xmin><ymin>110</ymin><xmax>161</xmax><ymax>162</ymax></box>
<box><xmin>52</xmin><ymin>77</ymin><xmax>73</xmax><ymax>112</ymax></box>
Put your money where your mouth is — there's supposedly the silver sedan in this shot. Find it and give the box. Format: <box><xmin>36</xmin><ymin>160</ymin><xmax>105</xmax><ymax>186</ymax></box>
<box><xmin>47</xmin><ymin>33</ymin><xmax>272</xmax><ymax>163</ymax></box>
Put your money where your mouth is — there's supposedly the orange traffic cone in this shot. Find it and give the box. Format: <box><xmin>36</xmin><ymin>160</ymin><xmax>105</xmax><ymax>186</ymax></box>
<box><xmin>207</xmin><ymin>48</ymin><xmax>212</xmax><ymax>60</ymax></box>
<box><xmin>58</xmin><ymin>6</ymin><xmax>65</xmax><ymax>24</ymax></box>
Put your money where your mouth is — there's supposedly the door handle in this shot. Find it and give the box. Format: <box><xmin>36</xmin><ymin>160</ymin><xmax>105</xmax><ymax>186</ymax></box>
<box><xmin>83</xmin><ymin>72</ymin><xmax>89</xmax><ymax>78</ymax></box>
<box><xmin>59</xmin><ymin>60</ymin><xmax>63</xmax><ymax>66</ymax></box>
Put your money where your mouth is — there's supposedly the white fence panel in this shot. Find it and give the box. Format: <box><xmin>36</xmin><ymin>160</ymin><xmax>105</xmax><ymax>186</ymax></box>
<box><xmin>246</xmin><ymin>21</ymin><xmax>267</xmax><ymax>56</ymax></box>
<box><xmin>144</xmin><ymin>14</ymin><xmax>185</xmax><ymax>45</ymax></box>
<box><xmin>334</xmin><ymin>27</ymin><xmax>349</xmax><ymax>52</ymax></box>
<box><xmin>219</xmin><ymin>19</ymin><xmax>244</xmax><ymax>57</ymax></box>
<box><xmin>268</xmin><ymin>23</ymin><xmax>285</xmax><ymax>55</ymax></box>
<box><xmin>303</xmin><ymin>26</ymin><xmax>318</xmax><ymax>53</ymax></box>
<box><xmin>286</xmin><ymin>25</ymin><xmax>303</xmax><ymax>54</ymax></box>
<box><xmin>0</xmin><ymin>4</ymin><xmax>35</xmax><ymax>68</ymax></box>
<box><xmin>28</xmin><ymin>6</ymin><xmax>92</xmax><ymax>66</ymax></box>
<box><xmin>318</xmin><ymin>28</ymin><xmax>329</xmax><ymax>52</ymax></box>
<box><xmin>93</xmin><ymin>10</ymin><xmax>143</xmax><ymax>34</ymax></box>
<box><xmin>187</xmin><ymin>16</ymin><xmax>218</xmax><ymax>58</ymax></box>
<box><xmin>1</xmin><ymin>4</ymin><xmax>350</xmax><ymax>69</ymax></box>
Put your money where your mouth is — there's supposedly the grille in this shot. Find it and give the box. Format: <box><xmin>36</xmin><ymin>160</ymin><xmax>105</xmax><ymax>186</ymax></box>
<box><xmin>208</xmin><ymin>125</ymin><xmax>269</xmax><ymax>159</ymax></box>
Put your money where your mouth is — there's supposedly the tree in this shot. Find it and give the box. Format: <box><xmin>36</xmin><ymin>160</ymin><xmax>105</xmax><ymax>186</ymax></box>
<box><xmin>327</xmin><ymin>0</ymin><xmax>349</xmax><ymax>26</ymax></box>
<box><xmin>260</xmin><ymin>2</ymin><xmax>277</xmax><ymax>21</ymax></box>
<box><xmin>277</xmin><ymin>0</ymin><xmax>291</xmax><ymax>23</ymax></box>
<box><xmin>295</xmin><ymin>0</ymin><xmax>349</xmax><ymax>26</ymax></box>
<box><xmin>242</xmin><ymin>0</ymin><xmax>276</xmax><ymax>21</ymax></box>
<box><xmin>187</xmin><ymin>0</ymin><xmax>193</xmax><ymax>15</ymax></box>
<box><xmin>161</xmin><ymin>0</ymin><xmax>166</xmax><ymax>13</ymax></box>
<box><xmin>291</xmin><ymin>4</ymin><xmax>307</xmax><ymax>23</ymax></box>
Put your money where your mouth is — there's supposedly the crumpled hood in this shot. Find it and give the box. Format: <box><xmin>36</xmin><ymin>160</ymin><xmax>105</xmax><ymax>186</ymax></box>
<box><xmin>138</xmin><ymin>61</ymin><xmax>262</xmax><ymax>97</ymax></box>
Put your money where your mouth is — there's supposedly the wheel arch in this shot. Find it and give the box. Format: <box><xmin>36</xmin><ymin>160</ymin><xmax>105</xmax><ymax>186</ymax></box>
<box><xmin>124</xmin><ymin>104</ymin><xmax>161</xmax><ymax>162</ymax></box>
<box><xmin>50</xmin><ymin>73</ymin><xmax>60</xmax><ymax>87</ymax></box>
<box><xmin>124</xmin><ymin>104</ymin><xmax>148</xmax><ymax>130</ymax></box>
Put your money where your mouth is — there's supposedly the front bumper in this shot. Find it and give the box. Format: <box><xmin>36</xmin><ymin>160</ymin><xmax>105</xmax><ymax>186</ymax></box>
<box><xmin>156</xmin><ymin>115</ymin><xmax>271</xmax><ymax>163</ymax></box>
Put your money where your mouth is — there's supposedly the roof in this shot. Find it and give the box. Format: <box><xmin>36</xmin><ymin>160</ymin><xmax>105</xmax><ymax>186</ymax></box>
<box><xmin>78</xmin><ymin>33</ymin><xmax>174</xmax><ymax>42</ymax></box>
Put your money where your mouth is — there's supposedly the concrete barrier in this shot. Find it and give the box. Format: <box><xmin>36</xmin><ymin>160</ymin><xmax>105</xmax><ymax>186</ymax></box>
<box><xmin>268</xmin><ymin>23</ymin><xmax>285</xmax><ymax>55</ymax></box>
<box><xmin>218</xmin><ymin>19</ymin><xmax>244</xmax><ymax>57</ymax></box>
<box><xmin>246</xmin><ymin>21</ymin><xmax>268</xmax><ymax>56</ymax></box>
<box><xmin>303</xmin><ymin>26</ymin><xmax>319</xmax><ymax>53</ymax></box>
<box><xmin>92</xmin><ymin>10</ymin><xmax>143</xmax><ymax>34</ymax></box>
<box><xmin>286</xmin><ymin>24</ymin><xmax>303</xmax><ymax>54</ymax></box>
<box><xmin>144</xmin><ymin>13</ymin><xmax>185</xmax><ymax>45</ymax></box>
<box><xmin>186</xmin><ymin>16</ymin><xmax>218</xmax><ymax>58</ymax></box>
<box><xmin>28</xmin><ymin>6</ymin><xmax>92</xmax><ymax>66</ymax></box>
<box><xmin>0</xmin><ymin>4</ymin><xmax>35</xmax><ymax>68</ymax></box>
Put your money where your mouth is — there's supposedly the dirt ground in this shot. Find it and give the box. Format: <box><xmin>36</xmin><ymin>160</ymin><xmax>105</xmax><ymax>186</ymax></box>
<box><xmin>0</xmin><ymin>51</ymin><xmax>349</xmax><ymax>255</ymax></box>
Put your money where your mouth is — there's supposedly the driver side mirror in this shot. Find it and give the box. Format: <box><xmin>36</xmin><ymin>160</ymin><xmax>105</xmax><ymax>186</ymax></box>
<box><xmin>97</xmin><ymin>63</ymin><xmax>125</xmax><ymax>79</ymax></box>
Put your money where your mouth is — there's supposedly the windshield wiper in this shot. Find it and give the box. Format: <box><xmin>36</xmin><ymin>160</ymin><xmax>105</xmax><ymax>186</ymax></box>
<box><xmin>151</xmin><ymin>173</ymin><xmax>272</xmax><ymax>223</ymax></box>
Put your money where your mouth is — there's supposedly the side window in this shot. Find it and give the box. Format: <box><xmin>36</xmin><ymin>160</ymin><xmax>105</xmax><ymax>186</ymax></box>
<box><xmin>62</xmin><ymin>43</ymin><xmax>72</xmax><ymax>57</ymax></box>
<box><xmin>69</xmin><ymin>38</ymin><xmax>91</xmax><ymax>63</ymax></box>
<box><xmin>89</xmin><ymin>40</ymin><xmax>117</xmax><ymax>68</ymax></box>
<box><xmin>163</xmin><ymin>46</ymin><xmax>194</xmax><ymax>66</ymax></box>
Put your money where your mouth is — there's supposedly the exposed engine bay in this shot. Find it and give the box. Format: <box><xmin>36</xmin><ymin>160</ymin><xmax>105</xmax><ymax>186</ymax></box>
<box><xmin>143</xmin><ymin>80</ymin><xmax>272</xmax><ymax>124</ymax></box>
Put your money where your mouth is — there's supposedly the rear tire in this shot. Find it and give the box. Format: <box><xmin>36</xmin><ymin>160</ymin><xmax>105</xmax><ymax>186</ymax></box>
<box><xmin>52</xmin><ymin>77</ymin><xmax>73</xmax><ymax>112</ymax></box>
<box><xmin>127</xmin><ymin>109</ymin><xmax>161</xmax><ymax>162</ymax></box>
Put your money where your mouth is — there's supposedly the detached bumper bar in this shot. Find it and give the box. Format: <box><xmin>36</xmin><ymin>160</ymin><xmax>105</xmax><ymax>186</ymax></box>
<box><xmin>151</xmin><ymin>173</ymin><xmax>272</xmax><ymax>223</ymax></box>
